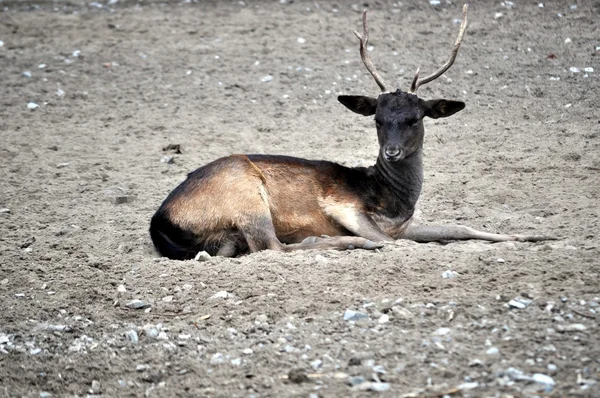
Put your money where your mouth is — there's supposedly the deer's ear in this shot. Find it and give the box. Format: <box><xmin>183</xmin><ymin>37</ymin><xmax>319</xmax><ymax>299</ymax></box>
<box><xmin>421</xmin><ymin>99</ymin><xmax>465</xmax><ymax>119</ymax></box>
<box><xmin>338</xmin><ymin>95</ymin><xmax>378</xmax><ymax>116</ymax></box>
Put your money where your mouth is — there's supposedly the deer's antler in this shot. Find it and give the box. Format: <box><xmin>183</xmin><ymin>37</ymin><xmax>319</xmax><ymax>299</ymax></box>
<box><xmin>409</xmin><ymin>4</ymin><xmax>469</xmax><ymax>93</ymax></box>
<box><xmin>354</xmin><ymin>10</ymin><xmax>388</xmax><ymax>93</ymax></box>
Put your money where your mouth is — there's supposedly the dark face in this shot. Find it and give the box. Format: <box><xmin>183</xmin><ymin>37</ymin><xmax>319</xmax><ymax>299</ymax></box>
<box><xmin>338</xmin><ymin>89</ymin><xmax>466</xmax><ymax>163</ymax></box>
<box><xmin>374</xmin><ymin>92</ymin><xmax>424</xmax><ymax>162</ymax></box>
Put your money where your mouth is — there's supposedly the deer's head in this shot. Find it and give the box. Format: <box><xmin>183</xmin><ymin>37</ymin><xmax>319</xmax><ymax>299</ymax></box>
<box><xmin>339</xmin><ymin>5</ymin><xmax>468</xmax><ymax>163</ymax></box>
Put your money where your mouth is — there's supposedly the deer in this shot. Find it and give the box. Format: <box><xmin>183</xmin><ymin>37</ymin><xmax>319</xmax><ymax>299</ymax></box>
<box><xmin>150</xmin><ymin>4</ymin><xmax>548</xmax><ymax>260</ymax></box>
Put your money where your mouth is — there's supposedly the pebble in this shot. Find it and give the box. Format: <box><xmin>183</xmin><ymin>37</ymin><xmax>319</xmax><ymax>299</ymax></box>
<box><xmin>209</xmin><ymin>290</ymin><xmax>232</xmax><ymax>300</ymax></box>
<box><xmin>391</xmin><ymin>306</ymin><xmax>414</xmax><ymax>319</ymax></box>
<box><xmin>30</xmin><ymin>348</ymin><xmax>42</xmax><ymax>355</ymax></box>
<box><xmin>39</xmin><ymin>393</ymin><xmax>52</xmax><ymax>398</ymax></box>
<box><xmin>142</xmin><ymin>324</ymin><xmax>160</xmax><ymax>339</ymax></box>
<box><xmin>433</xmin><ymin>327</ymin><xmax>451</xmax><ymax>336</ymax></box>
<box><xmin>556</xmin><ymin>323</ymin><xmax>587</xmax><ymax>332</ymax></box>
<box><xmin>0</xmin><ymin>40</ymin><xmax>3</xmax><ymax>48</ymax></box>
<box><xmin>27</xmin><ymin>102</ymin><xmax>38</xmax><ymax>110</ymax></box>
<box><xmin>532</xmin><ymin>373</ymin><xmax>555</xmax><ymax>392</ymax></box>
<box><xmin>486</xmin><ymin>347</ymin><xmax>500</xmax><ymax>355</ymax></box>
<box><xmin>297</xmin><ymin>37</ymin><xmax>306</xmax><ymax>44</ymax></box>
<box><xmin>348</xmin><ymin>376</ymin><xmax>365</xmax><ymax>386</ymax></box>
<box><xmin>353</xmin><ymin>381</ymin><xmax>391</xmax><ymax>392</ymax></box>
<box><xmin>310</xmin><ymin>359</ymin><xmax>322</xmax><ymax>370</ymax></box>
<box><xmin>469</xmin><ymin>359</ymin><xmax>483</xmax><ymax>367</ymax></box>
<box><xmin>162</xmin><ymin>295</ymin><xmax>174</xmax><ymax>302</ymax></box>
<box><xmin>125</xmin><ymin>299</ymin><xmax>150</xmax><ymax>309</ymax></box>
<box><xmin>569</xmin><ymin>67</ymin><xmax>581</xmax><ymax>73</ymax></box>
<box><xmin>442</xmin><ymin>270</ymin><xmax>458</xmax><ymax>279</ymax></box>
<box><xmin>261</xmin><ymin>75</ymin><xmax>273</xmax><ymax>83</ymax></box>
<box><xmin>255</xmin><ymin>314</ymin><xmax>268</xmax><ymax>324</ymax></box>
<box><xmin>90</xmin><ymin>380</ymin><xmax>101</xmax><ymax>394</ymax></box>
<box><xmin>194</xmin><ymin>251</ymin><xmax>211</xmax><ymax>261</ymax></box>
<box><xmin>231</xmin><ymin>358</ymin><xmax>242</xmax><ymax>366</ymax></box>
<box><xmin>508</xmin><ymin>298</ymin><xmax>531</xmax><ymax>309</ymax></box>
<box><xmin>210</xmin><ymin>353</ymin><xmax>225</xmax><ymax>365</ymax></box>
<box><xmin>117</xmin><ymin>284</ymin><xmax>126</xmax><ymax>293</ymax></box>
<box><xmin>56</xmin><ymin>88</ymin><xmax>65</xmax><ymax>97</ymax></box>
<box><xmin>378</xmin><ymin>314</ymin><xmax>390</xmax><ymax>324</ymax></box>
<box><xmin>343</xmin><ymin>309</ymin><xmax>369</xmax><ymax>321</ymax></box>
<box><xmin>125</xmin><ymin>330</ymin><xmax>138</xmax><ymax>344</ymax></box>
<box><xmin>23</xmin><ymin>71</ymin><xmax>32</xmax><ymax>78</ymax></box>
<box><xmin>584</xmin><ymin>67</ymin><xmax>594</xmax><ymax>73</ymax></box>
<box><xmin>115</xmin><ymin>196</ymin><xmax>134</xmax><ymax>205</ymax></box>
<box><xmin>242</xmin><ymin>348</ymin><xmax>253</xmax><ymax>355</ymax></box>
<box><xmin>0</xmin><ymin>209</ymin><xmax>9</xmax><ymax>214</ymax></box>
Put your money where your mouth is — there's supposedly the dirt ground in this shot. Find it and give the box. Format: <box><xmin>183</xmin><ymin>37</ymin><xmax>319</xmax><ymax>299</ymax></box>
<box><xmin>0</xmin><ymin>0</ymin><xmax>598</xmax><ymax>397</ymax></box>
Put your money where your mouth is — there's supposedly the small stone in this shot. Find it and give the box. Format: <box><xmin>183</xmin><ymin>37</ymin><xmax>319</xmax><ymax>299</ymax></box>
<box><xmin>496</xmin><ymin>258</ymin><xmax>505</xmax><ymax>263</ymax></box>
<box><xmin>162</xmin><ymin>295</ymin><xmax>174</xmax><ymax>302</ymax></box>
<box><xmin>391</xmin><ymin>306</ymin><xmax>414</xmax><ymax>319</ymax></box>
<box><xmin>0</xmin><ymin>209</ymin><xmax>10</xmax><ymax>214</ymax></box>
<box><xmin>39</xmin><ymin>393</ymin><xmax>52</xmax><ymax>398</ymax></box>
<box><xmin>161</xmin><ymin>155</ymin><xmax>174</xmax><ymax>164</ymax></box>
<box><xmin>348</xmin><ymin>376</ymin><xmax>365</xmax><ymax>386</ymax></box>
<box><xmin>494</xmin><ymin>12</ymin><xmax>503</xmax><ymax>20</ymax></box>
<box><xmin>569</xmin><ymin>67</ymin><xmax>581</xmax><ymax>73</ymax></box>
<box><xmin>310</xmin><ymin>359</ymin><xmax>322</xmax><ymax>370</ymax></box>
<box><xmin>261</xmin><ymin>75</ymin><xmax>273</xmax><ymax>83</ymax></box>
<box><xmin>508</xmin><ymin>298</ymin><xmax>530</xmax><ymax>309</ymax></box>
<box><xmin>209</xmin><ymin>290</ymin><xmax>232</xmax><ymax>300</ymax></box>
<box><xmin>486</xmin><ymin>347</ymin><xmax>500</xmax><ymax>355</ymax></box>
<box><xmin>27</xmin><ymin>102</ymin><xmax>38</xmax><ymax>110</ymax></box>
<box><xmin>556</xmin><ymin>323</ymin><xmax>587</xmax><ymax>332</ymax></box>
<box><xmin>210</xmin><ymin>353</ymin><xmax>225</xmax><ymax>365</ymax></box>
<box><xmin>0</xmin><ymin>40</ymin><xmax>3</xmax><ymax>48</ymax></box>
<box><xmin>442</xmin><ymin>270</ymin><xmax>458</xmax><ymax>279</ymax></box>
<box><xmin>547</xmin><ymin>363</ymin><xmax>558</xmax><ymax>373</ymax></box>
<box><xmin>136</xmin><ymin>364</ymin><xmax>150</xmax><ymax>371</ymax></box>
<box><xmin>125</xmin><ymin>330</ymin><xmax>138</xmax><ymax>344</ymax></box>
<box><xmin>343</xmin><ymin>309</ymin><xmax>369</xmax><ymax>321</ymax></box>
<box><xmin>433</xmin><ymin>327</ymin><xmax>451</xmax><ymax>336</ymax></box>
<box><xmin>117</xmin><ymin>284</ymin><xmax>126</xmax><ymax>293</ymax></box>
<box><xmin>353</xmin><ymin>382</ymin><xmax>391</xmax><ymax>392</ymax></box>
<box><xmin>429</xmin><ymin>0</ymin><xmax>441</xmax><ymax>5</ymax></box>
<box><xmin>469</xmin><ymin>359</ymin><xmax>483</xmax><ymax>367</ymax></box>
<box><xmin>115</xmin><ymin>196</ymin><xmax>134</xmax><ymax>205</ymax></box>
<box><xmin>378</xmin><ymin>314</ymin><xmax>390</xmax><ymax>324</ymax></box>
<box><xmin>532</xmin><ymin>373</ymin><xmax>555</xmax><ymax>391</ymax></box>
<box><xmin>584</xmin><ymin>67</ymin><xmax>594</xmax><ymax>73</ymax></box>
<box><xmin>56</xmin><ymin>88</ymin><xmax>65</xmax><ymax>97</ymax></box>
<box><xmin>142</xmin><ymin>324</ymin><xmax>160</xmax><ymax>339</ymax></box>
<box><xmin>125</xmin><ymin>299</ymin><xmax>150</xmax><ymax>309</ymax></box>
<box><xmin>91</xmin><ymin>380</ymin><xmax>101</xmax><ymax>394</ymax></box>
<box><xmin>297</xmin><ymin>37</ymin><xmax>306</xmax><ymax>44</ymax></box>
<box><xmin>231</xmin><ymin>358</ymin><xmax>242</xmax><ymax>366</ymax></box>
<box><xmin>242</xmin><ymin>348</ymin><xmax>253</xmax><ymax>355</ymax></box>
<box><xmin>564</xmin><ymin>37</ymin><xmax>572</xmax><ymax>44</ymax></box>
<box><xmin>288</xmin><ymin>368</ymin><xmax>310</xmax><ymax>384</ymax></box>
<box><xmin>194</xmin><ymin>251</ymin><xmax>211</xmax><ymax>261</ymax></box>
<box><xmin>23</xmin><ymin>71</ymin><xmax>32</xmax><ymax>78</ymax></box>
<box><xmin>30</xmin><ymin>348</ymin><xmax>42</xmax><ymax>355</ymax></box>
<box><xmin>255</xmin><ymin>314</ymin><xmax>268</xmax><ymax>323</ymax></box>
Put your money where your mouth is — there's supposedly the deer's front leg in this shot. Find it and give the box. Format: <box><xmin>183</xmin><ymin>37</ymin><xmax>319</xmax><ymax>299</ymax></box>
<box><xmin>322</xmin><ymin>202</ymin><xmax>394</xmax><ymax>243</ymax></box>
<box><xmin>400</xmin><ymin>224</ymin><xmax>552</xmax><ymax>243</ymax></box>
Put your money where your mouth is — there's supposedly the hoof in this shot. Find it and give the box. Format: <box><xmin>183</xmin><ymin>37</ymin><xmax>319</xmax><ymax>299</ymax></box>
<box><xmin>362</xmin><ymin>240</ymin><xmax>383</xmax><ymax>250</ymax></box>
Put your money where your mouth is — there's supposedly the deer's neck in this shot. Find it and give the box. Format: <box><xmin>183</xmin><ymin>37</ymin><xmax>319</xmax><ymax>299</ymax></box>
<box><xmin>374</xmin><ymin>148</ymin><xmax>424</xmax><ymax>216</ymax></box>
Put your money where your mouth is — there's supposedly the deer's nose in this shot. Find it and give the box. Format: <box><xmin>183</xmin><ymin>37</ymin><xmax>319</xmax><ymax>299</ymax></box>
<box><xmin>385</xmin><ymin>147</ymin><xmax>401</xmax><ymax>158</ymax></box>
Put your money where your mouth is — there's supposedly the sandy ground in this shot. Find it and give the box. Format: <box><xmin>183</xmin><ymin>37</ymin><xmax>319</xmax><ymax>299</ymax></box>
<box><xmin>0</xmin><ymin>0</ymin><xmax>599</xmax><ymax>397</ymax></box>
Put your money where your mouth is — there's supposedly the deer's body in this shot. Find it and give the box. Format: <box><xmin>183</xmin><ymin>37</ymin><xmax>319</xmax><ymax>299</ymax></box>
<box><xmin>150</xmin><ymin>150</ymin><xmax>422</xmax><ymax>259</ymax></box>
<box><xmin>150</xmin><ymin>4</ymin><xmax>549</xmax><ymax>260</ymax></box>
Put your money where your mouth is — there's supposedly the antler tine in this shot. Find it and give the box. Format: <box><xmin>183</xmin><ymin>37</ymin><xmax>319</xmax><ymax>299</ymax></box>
<box><xmin>354</xmin><ymin>10</ymin><xmax>388</xmax><ymax>93</ymax></box>
<box><xmin>409</xmin><ymin>3</ymin><xmax>469</xmax><ymax>93</ymax></box>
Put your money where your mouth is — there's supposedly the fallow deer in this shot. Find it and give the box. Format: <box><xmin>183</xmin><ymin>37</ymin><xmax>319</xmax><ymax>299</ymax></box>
<box><xmin>150</xmin><ymin>4</ymin><xmax>547</xmax><ymax>260</ymax></box>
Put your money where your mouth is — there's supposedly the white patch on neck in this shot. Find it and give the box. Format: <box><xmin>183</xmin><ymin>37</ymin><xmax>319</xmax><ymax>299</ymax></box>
<box><xmin>318</xmin><ymin>197</ymin><xmax>360</xmax><ymax>232</ymax></box>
